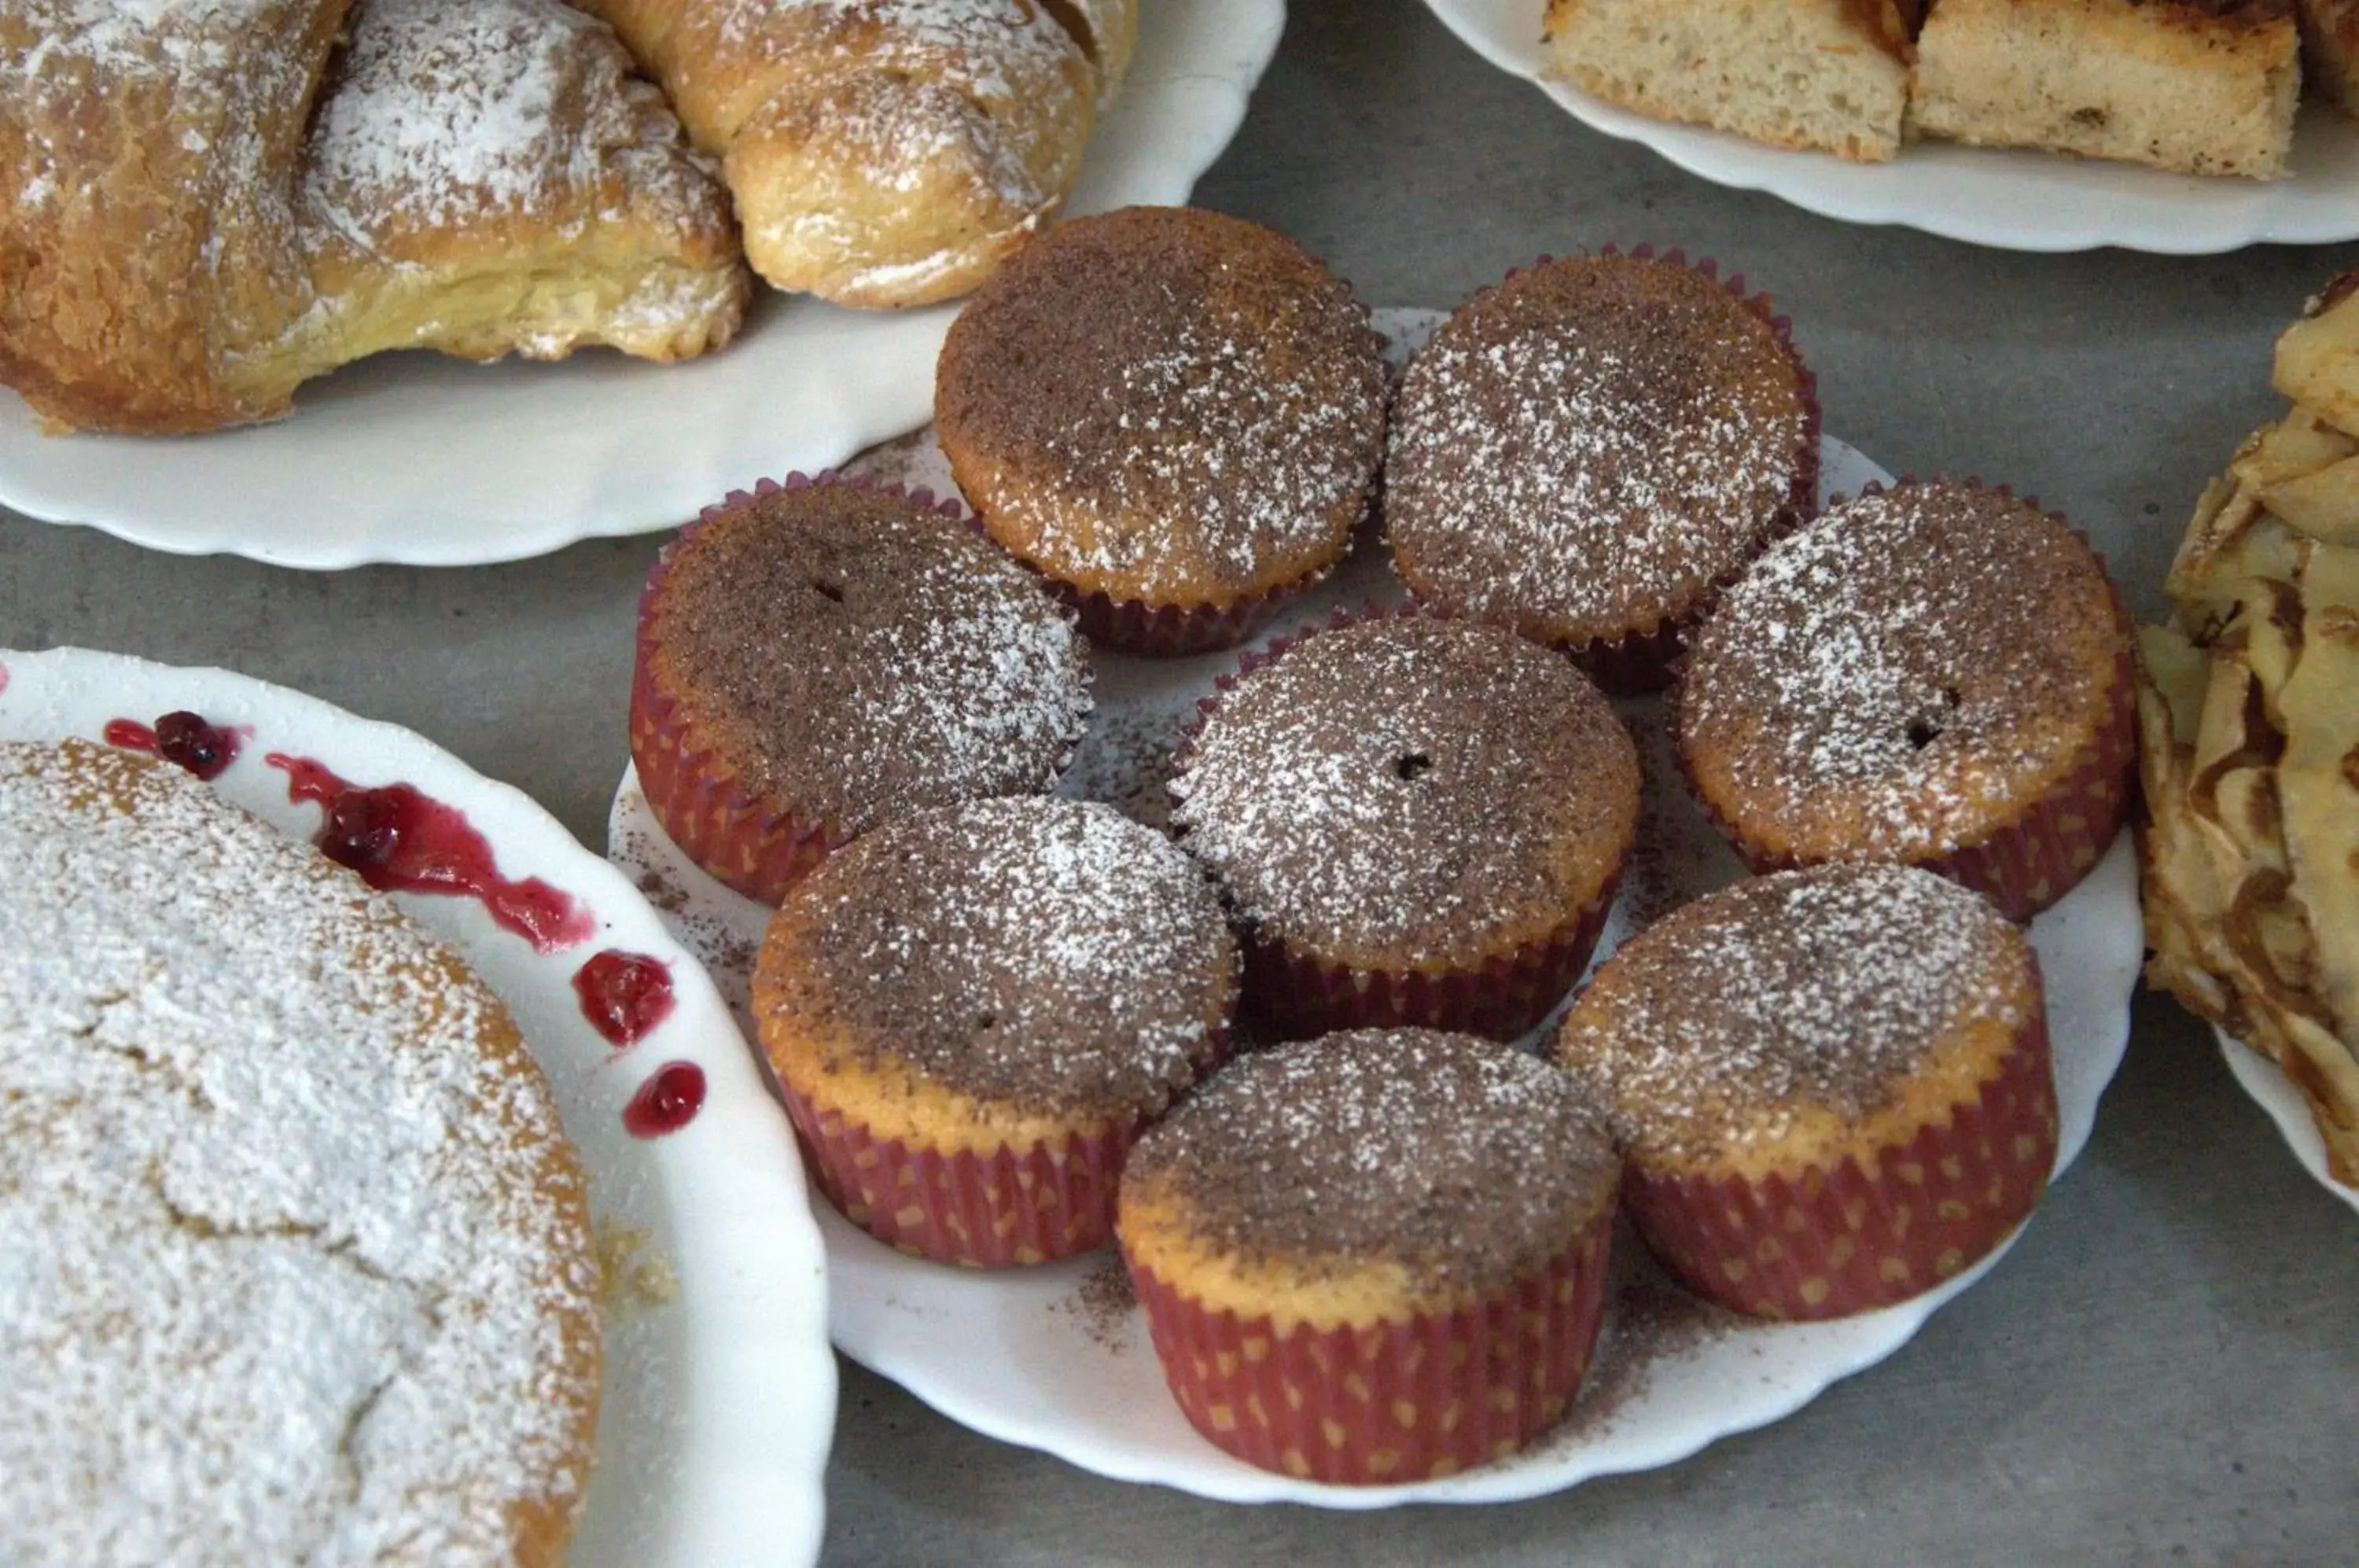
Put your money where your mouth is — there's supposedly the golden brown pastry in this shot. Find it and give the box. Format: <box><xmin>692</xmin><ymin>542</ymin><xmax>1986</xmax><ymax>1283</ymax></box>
<box><xmin>0</xmin><ymin>0</ymin><xmax>749</xmax><ymax>435</ymax></box>
<box><xmin>274</xmin><ymin>0</ymin><xmax>749</xmax><ymax>400</ymax></box>
<box><xmin>578</xmin><ymin>0</ymin><xmax>1135</xmax><ymax>307</ymax></box>
<box><xmin>0</xmin><ymin>0</ymin><xmax>353</xmax><ymax>433</ymax></box>
<box><xmin>2140</xmin><ymin>273</ymin><xmax>2359</xmax><ymax>1186</ymax></box>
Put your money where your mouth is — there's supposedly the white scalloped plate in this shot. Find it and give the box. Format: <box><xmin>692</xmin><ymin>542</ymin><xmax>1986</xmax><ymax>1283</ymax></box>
<box><xmin>1422</xmin><ymin>0</ymin><xmax>2359</xmax><ymax>255</ymax></box>
<box><xmin>2214</xmin><ymin>1027</ymin><xmax>2359</xmax><ymax>1216</ymax></box>
<box><xmin>602</xmin><ymin>305</ymin><xmax>2145</xmax><ymax>1506</ymax></box>
<box><xmin>0</xmin><ymin>646</ymin><xmax>836</xmax><ymax>1567</ymax></box>
<box><xmin>0</xmin><ymin>0</ymin><xmax>1286</xmax><ymax>568</ymax></box>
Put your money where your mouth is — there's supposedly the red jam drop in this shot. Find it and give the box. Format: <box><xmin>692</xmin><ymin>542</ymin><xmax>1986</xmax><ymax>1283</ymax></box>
<box><xmin>267</xmin><ymin>753</ymin><xmax>594</xmax><ymax>953</ymax></box>
<box><xmin>104</xmin><ymin>711</ymin><xmax>240</xmax><ymax>781</ymax></box>
<box><xmin>623</xmin><ymin>1062</ymin><xmax>705</xmax><ymax>1139</ymax></box>
<box><xmin>573</xmin><ymin>950</ymin><xmax>675</xmax><ymax>1048</ymax></box>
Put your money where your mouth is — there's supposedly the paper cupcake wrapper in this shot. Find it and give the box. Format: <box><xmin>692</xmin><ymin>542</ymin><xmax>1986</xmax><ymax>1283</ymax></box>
<box><xmin>1172</xmin><ymin>604</ymin><xmax>1631</xmax><ymax>1040</ymax></box>
<box><xmin>1240</xmin><ymin>867</ymin><xmax>1621</xmax><ymax>1042</ymax></box>
<box><xmin>1059</xmin><ymin>567</ymin><xmax>1327</xmax><ymax>658</ymax></box>
<box><xmin>1625</xmin><ymin>1007</ymin><xmax>2059</xmax><ymax>1320</ymax></box>
<box><xmin>630</xmin><ymin>470</ymin><xmax>1084</xmax><ymax>906</ymax></box>
<box><xmin>1399</xmin><ymin>245</ymin><xmax>1822</xmax><ymax>697</ymax></box>
<box><xmin>1676</xmin><ymin>496</ymin><xmax>2136</xmax><ymax>922</ymax></box>
<box><xmin>1126</xmin><ymin>1213</ymin><xmax>1614</xmax><ymax>1484</ymax></box>
<box><xmin>778</xmin><ymin>1078</ymin><xmax>1131</xmax><ymax>1268</ymax></box>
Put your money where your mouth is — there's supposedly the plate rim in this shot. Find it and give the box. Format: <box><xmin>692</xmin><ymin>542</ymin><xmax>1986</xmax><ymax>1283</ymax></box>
<box><xmin>0</xmin><ymin>644</ymin><xmax>841</xmax><ymax>1568</ymax></box>
<box><xmin>2212</xmin><ymin>1025</ymin><xmax>2359</xmax><ymax>1216</ymax></box>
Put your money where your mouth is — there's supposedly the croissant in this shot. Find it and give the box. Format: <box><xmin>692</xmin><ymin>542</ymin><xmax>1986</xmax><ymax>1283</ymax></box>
<box><xmin>0</xmin><ymin>0</ymin><xmax>748</xmax><ymax>436</ymax></box>
<box><xmin>577</xmin><ymin>0</ymin><xmax>1138</xmax><ymax>308</ymax></box>
<box><xmin>0</xmin><ymin>0</ymin><xmax>352</xmax><ymax>433</ymax></box>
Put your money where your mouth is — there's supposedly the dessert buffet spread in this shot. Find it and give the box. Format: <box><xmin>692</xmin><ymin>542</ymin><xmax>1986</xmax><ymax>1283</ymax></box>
<box><xmin>2140</xmin><ymin>271</ymin><xmax>2359</xmax><ymax>1202</ymax></box>
<box><xmin>609</xmin><ymin>211</ymin><xmax>2145</xmax><ymax>1499</ymax></box>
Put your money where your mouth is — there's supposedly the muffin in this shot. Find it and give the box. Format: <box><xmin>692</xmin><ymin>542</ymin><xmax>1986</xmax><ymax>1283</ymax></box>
<box><xmin>1119</xmin><ymin>1029</ymin><xmax>1621</xmax><ymax>1484</ymax></box>
<box><xmin>629</xmin><ymin>473</ymin><xmax>1093</xmax><ymax>906</ymax></box>
<box><xmin>1386</xmin><ymin>248</ymin><xmax>1819</xmax><ymax>692</ymax></box>
<box><xmin>753</xmin><ymin>796</ymin><xmax>1238</xmax><ymax>1268</ymax></box>
<box><xmin>1169</xmin><ymin>613</ymin><xmax>1640</xmax><ymax>1041</ymax></box>
<box><xmin>0</xmin><ymin>741</ymin><xmax>600</xmax><ymax>1566</ymax></box>
<box><xmin>1675</xmin><ymin>479</ymin><xmax>2135</xmax><ymax>922</ymax></box>
<box><xmin>935</xmin><ymin>205</ymin><xmax>1389</xmax><ymax>657</ymax></box>
<box><xmin>1555</xmin><ymin>863</ymin><xmax>2057</xmax><ymax>1321</ymax></box>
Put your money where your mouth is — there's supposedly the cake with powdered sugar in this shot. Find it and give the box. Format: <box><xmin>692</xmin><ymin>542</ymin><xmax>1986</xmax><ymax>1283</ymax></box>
<box><xmin>0</xmin><ymin>738</ymin><xmax>601</xmax><ymax>1566</ymax></box>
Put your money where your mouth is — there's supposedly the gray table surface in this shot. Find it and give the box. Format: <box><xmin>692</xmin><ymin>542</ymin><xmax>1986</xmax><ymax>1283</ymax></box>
<box><xmin>6</xmin><ymin>2</ymin><xmax>2357</xmax><ymax>1562</ymax></box>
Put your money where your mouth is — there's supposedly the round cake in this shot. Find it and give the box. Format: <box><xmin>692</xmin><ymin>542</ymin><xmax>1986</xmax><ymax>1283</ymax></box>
<box><xmin>1384</xmin><ymin>248</ymin><xmax>1818</xmax><ymax>693</ymax></box>
<box><xmin>1117</xmin><ymin>1028</ymin><xmax>1621</xmax><ymax>1484</ymax></box>
<box><xmin>629</xmin><ymin>474</ymin><xmax>1093</xmax><ymax>905</ymax></box>
<box><xmin>0</xmin><ymin>740</ymin><xmax>600</xmax><ymax>1566</ymax></box>
<box><xmin>1674</xmin><ymin>479</ymin><xmax>2134</xmax><ymax>921</ymax></box>
<box><xmin>753</xmin><ymin>795</ymin><xmax>1238</xmax><ymax>1268</ymax></box>
<box><xmin>1387</xmin><ymin>251</ymin><xmax>1812</xmax><ymax>693</ymax></box>
<box><xmin>1168</xmin><ymin>613</ymin><xmax>1640</xmax><ymax>1040</ymax></box>
<box><xmin>934</xmin><ymin>205</ymin><xmax>1389</xmax><ymax>656</ymax></box>
<box><xmin>1555</xmin><ymin>862</ymin><xmax>2056</xmax><ymax>1321</ymax></box>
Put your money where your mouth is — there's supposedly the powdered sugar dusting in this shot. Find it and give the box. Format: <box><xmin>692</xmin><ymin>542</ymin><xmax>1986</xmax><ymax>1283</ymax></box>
<box><xmin>1677</xmin><ymin>481</ymin><xmax>2116</xmax><ymax>858</ymax></box>
<box><xmin>1385</xmin><ymin>256</ymin><xmax>1809</xmax><ymax>645</ymax></box>
<box><xmin>651</xmin><ymin>483</ymin><xmax>1094</xmax><ymax>839</ymax></box>
<box><xmin>0</xmin><ymin>741</ymin><xmax>598</xmax><ymax>1566</ymax></box>
<box><xmin>778</xmin><ymin>797</ymin><xmax>1235</xmax><ymax>1119</ymax></box>
<box><xmin>302</xmin><ymin>0</ymin><xmax>731</xmax><ymax>249</ymax></box>
<box><xmin>1125</xmin><ymin>1029</ymin><xmax>1617</xmax><ymax>1291</ymax></box>
<box><xmin>1559</xmin><ymin>863</ymin><xmax>2032</xmax><ymax>1161</ymax></box>
<box><xmin>1168</xmin><ymin>617</ymin><xmax>1639</xmax><ymax>966</ymax></box>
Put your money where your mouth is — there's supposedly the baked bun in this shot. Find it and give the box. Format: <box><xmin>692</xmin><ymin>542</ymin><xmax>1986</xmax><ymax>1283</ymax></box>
<box><xmin>579</xmin><ymin>0</ymin><xmax>1132</xmax><ymax>307</ymax></box>
<box><xmin>0</xmin><ymin>740</ymin><xmax>600</xmax><ymax>1566</ymax></box>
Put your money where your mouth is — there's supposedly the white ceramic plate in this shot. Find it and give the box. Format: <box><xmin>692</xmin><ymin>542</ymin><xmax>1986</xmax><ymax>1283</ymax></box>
<box><xmin>2214</xmin><ymin>1026</ymin><xmax>2359</xmax><ymax>1216</ymax></box>
<box><xmin>604</xmin><ymin>307</ymin><xmax>2145</xmax><ymax>1504</ymax></box>
<box><xmin>1422</xmin><ymin>0</ymin><xmax>2359</xmax><ymax>255</ymax></box>
<box><xmin>0</xmin><ymin>646</ymin><xmax>837</xmax><ymax>1567</ymax></box>
<box><xmin>0</xmin><ymin>0</ymin><xmax>1286</xmax><ymax>569</ymax></box>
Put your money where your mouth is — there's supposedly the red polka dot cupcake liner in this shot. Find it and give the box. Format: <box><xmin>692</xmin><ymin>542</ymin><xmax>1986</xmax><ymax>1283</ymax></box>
<box><xmin>1623</xmin><ymin>1006</ymin><xmax>2059</xmax><ymax>1320</ymax></box>
<box><xmin>1124</xmin><ymin>1213</ymin><xmax>1614</xmax><ymax>1484</ymax></box>
<box><xmin>629</xmin><ymin>471</ymin><xmax>1080</xmax><ymax>907</ymax></box>
<box><xmin>1403</xmin><ymin>245</ymin><xmax>1822</xmax><ymax>698</ymax></box>
<box><xmin>778</xmin><ymin>1081</ymin><xmax>1131</xmax><ymax>1268</ymax></box>
<box><xmin>1173</xmin><ymin>603</ymin><xmax>1631</xmax><ymax>1041</ymax></box>
<box><xmin>1675</xmin><ymin>493</ymin><xmax>2135</xmax><ymax>923</ymax></box>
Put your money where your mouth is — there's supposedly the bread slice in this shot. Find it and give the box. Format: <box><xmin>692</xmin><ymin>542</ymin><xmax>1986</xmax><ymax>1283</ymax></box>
<box><xmin>2299</xmin><ymin>0</ymin><xmax>2359</xmax><ymax>115</ymax></box>
<box><xmin>1909</xmin><ymin>0</ymin><xmax>2302</xmax><ymax>179</ymax></box>
<box><xmin>1540</xmin><ymin>0</ymin><xmax>1922</xmax><ymax>163</ymax></box>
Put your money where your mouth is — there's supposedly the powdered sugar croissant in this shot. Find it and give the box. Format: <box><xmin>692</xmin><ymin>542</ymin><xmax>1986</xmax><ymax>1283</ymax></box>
<box><xmin>0</xmin><ymin>0</ymin><xmax>748</xmax><ymax>436</ymax></box>
<box><xmin>577</xmin><ymin>0</ymin><xmax>1137</xmax><ymax>308</ymax></box>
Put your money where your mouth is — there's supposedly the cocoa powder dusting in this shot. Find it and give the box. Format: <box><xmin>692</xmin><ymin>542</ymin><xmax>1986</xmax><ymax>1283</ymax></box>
<box><xmin>759</xmin><ymin>797</ymin><xmax>1237</xmax><ymax>1121</ymax></box>
<box><xmin>1168</xmin><ymin>617</ymin><xmax>1640</xmax><ymax>966</ymax></box>
<box><xmin>646</xmin><ymin>483</ymin><xmax>1091</xmax><ymax>839</ymax></box>
<box><xmin>1123</xmin><ymin>1030</ymin><xmax>1620</xmax><ymax>1295</ymax></box>
<box><xmin>1052</xmin><ymin>1253</ymin><xmax>1141</xmax><ymax>1353</ymax></box>
<box><xmin>937</xmin><ymin>206</ymin><xmax>1389</xmax><ymax>594</ymax></box>
<box><xmin>1557</xmin><ymin>863</ymin><xmax>2034</xmax><ymax>1163</ymax></box>
<box><xmin>1677</xmin><ymin>480</ymin><xmax>2125</xmax><ymax>859</ymax></box>
<box><xmin>1386</xmin><ymin>254</ymin><xmax>1811</xmax><ymax>646</ymax></box>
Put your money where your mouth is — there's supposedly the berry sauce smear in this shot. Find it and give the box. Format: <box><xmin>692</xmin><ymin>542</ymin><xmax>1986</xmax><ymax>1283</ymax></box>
<box><xmin>104</xmin><ymin>711</ymin><xmax>241</xmax><ymax>780</ymax></box>
<box><xmin>267</xmin><ymin>753</ymin><xmax>594</xmax><ymax>953</ymax></box>
<box><xmin>573</xmin><ymin>950</ymin><xmax>675</xmax><ymax>1048</ymax></box>
<box><xmin>623</xmin><ymin>1062</ymin><xmax>706</xmax><ymax>1139</ymax></box>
